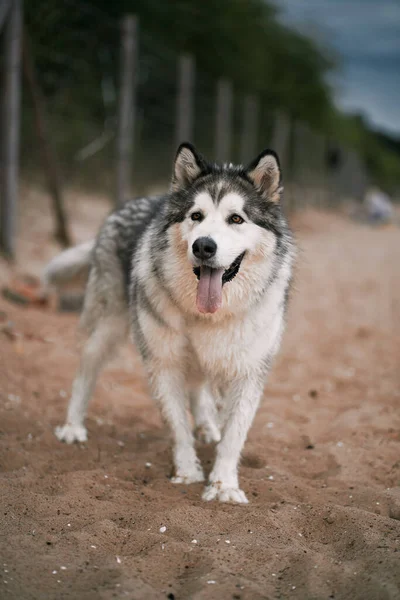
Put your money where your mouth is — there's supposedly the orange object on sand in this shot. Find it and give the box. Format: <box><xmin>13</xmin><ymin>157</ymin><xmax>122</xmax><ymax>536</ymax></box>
<box><xmin>2</xmin><ymin>275</ymin><xmax>48</xmax><ymax>307</ymax></box>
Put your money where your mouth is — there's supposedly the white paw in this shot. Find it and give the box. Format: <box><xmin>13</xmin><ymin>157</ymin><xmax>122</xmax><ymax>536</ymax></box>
<box><xmin>195</xmin><ymin>423</ymin><xmax>221</xmax><ymax>444</ymax></box>
<box><xmin>171</xmin><ymin>465</ymin><xmax>205</xmax><ymax>485</ymax></box>
<box><xmin>202</xmin><ymin>483</ymin><xmax>249</xmax><ymax>504</ymax></box>
<box><xmin>55</xmin><ymin>423</ymin><xmax>88</xmax><ymax>444</ymax></box>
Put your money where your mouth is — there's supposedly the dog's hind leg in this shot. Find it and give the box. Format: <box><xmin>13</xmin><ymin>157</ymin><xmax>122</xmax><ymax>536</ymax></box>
<box><xmin>191</xmin><ymin>386</ymin><xmax>221</xmax><ymax>444</ymax></box>
<box><xmin>55</xmin><ymin>315</ymin><xmax>127</xmax><ymax>443</ymax></box>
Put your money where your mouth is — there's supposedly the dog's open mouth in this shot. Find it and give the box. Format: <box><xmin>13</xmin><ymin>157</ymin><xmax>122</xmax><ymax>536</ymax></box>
<box><xmin>193</xmin><ymin>252</ymin><xmax>245</xmax><ymax>314</ymax></box>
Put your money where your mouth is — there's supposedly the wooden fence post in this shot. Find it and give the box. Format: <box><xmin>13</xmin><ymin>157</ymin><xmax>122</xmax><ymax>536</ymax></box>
<box><xmin>116</xmin><ymin>15</ymin><xmax>138</xmax><ymax>206</ymax></box>
<box><xmin>291</xmin><ymin>120</ymin><xmax>309</xmax><ymax>211</ymax></box>
<box><xmin>176</xmin><ymin>54</ymin><xmax>194</xmax><ymax>146</ymax></box>
<box><xmin>240</xmin><ymin>94</ymin><xmax>258</xmax><ymax>164</ymax></box>
<box><xmin>271</xmin><ymin>111</ymin><xmax>290</xmax><ymax>168</ymax></box>
<box><xmin>23</xmin><ymin>31</ymin><xmax>72</xmax><ymax>247</ymax></box>
<box><xmin>0</xmin><ymin>0</ymin><xmax>22</xmax><ymax>258</ymax></box>
<box><xmin>215</xmin><ymin>78</ymin><xmax>232</xmax><ymax>162</ymax></box>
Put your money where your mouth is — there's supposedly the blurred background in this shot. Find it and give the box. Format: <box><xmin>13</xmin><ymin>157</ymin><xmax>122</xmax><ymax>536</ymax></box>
<box><xmin>1</xmin><ymin>6</ymin><xmax>400</xmax><ymax>597</ymax></box>
<box><xmin>0</xmin><ymin>0</ymin><xmax>399</xmax><ymax>255</ymax></box>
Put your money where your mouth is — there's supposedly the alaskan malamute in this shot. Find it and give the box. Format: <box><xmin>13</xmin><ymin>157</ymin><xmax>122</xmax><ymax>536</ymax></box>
<box><xmin>46</xmin><ymin>143</ymin><xmax>295</xmax><ymax>503</ymax></box>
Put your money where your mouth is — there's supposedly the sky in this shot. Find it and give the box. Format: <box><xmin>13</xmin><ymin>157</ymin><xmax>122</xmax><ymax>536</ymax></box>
<box><xmin>275</xmin><ymin>0</ymin><xmax>400</xmax><ymax>136</ymax></box>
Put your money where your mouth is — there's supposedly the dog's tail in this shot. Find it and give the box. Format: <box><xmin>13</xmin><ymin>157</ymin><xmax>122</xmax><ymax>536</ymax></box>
<box><xmin>43</xmin><ymin>240</ymin><xmax>95</xmax><ymax>290</ymax></box>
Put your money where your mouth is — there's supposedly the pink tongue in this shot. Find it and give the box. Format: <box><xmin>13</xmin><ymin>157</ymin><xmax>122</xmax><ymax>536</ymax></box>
<box><xmin>196</xmin><ymin>266</ymin><xmax>224</xmax><ymax>313</ymax></box>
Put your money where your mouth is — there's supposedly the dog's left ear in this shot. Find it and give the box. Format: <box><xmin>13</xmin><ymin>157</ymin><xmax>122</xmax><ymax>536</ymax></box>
<box><xmin>171</xmin><ymin>142</ymin><xmax>206</xmax><ymax>192</ymax></box>
<box><xmin>246</xmin><ymin>149</ymin><xmax>282</xmax><ymax>203</ymax></box>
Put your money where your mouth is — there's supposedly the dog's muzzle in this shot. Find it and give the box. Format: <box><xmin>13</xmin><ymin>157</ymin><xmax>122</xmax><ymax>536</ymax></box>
<box><xmin>193</xmin><ymin>252</ymin><xmax>245</xmax><ymax>285</ymax></box>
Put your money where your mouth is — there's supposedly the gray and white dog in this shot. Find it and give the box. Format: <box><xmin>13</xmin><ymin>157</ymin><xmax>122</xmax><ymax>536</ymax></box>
<box><xmin>45</xmin><ymin>143</ymin><xmax>295</xmax><ymax>504</ymax></box>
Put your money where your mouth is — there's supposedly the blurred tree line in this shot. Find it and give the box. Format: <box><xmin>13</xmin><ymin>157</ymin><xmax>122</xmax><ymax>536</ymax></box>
<box><xmin>23</xmin><ymin>0</ymin><xmax>400</xmax><ymax>193</ymax></box>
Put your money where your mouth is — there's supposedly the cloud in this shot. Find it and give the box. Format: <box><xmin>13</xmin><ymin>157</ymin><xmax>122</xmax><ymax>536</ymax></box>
<box><xmin>275</xmin><ymin>0</ymin><xmax>400</xmax><ymax>134</ymax></box>
<box><xmin>334</xmin><ymin>65</ymin><xmax>400</xmax><ymax>133</ymax></box>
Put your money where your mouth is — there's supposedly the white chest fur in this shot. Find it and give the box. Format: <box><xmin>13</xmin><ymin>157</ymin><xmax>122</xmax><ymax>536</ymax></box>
<box><xmin>185</xmin><ymin>293</ymin><xmax>284</xmax><ymax>383</ymax></box>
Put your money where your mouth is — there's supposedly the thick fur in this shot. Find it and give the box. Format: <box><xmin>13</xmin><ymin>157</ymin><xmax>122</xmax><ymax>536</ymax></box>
<box><xmin>51</xmin><ymin>143</ymin><xmax>295</xmax><ymax>504</ymax></box>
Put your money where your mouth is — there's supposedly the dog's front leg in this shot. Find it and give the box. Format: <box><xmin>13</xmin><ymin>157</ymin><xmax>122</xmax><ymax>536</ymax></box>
<box><xmin>202</xmin><ymin>377</ymin><xmax>264</xmax><ymax>504</ymax></box>
<box><xmin>149</xmin><ymin>368</ymin><xmax>204</xmax><ymax>484</ymax></box>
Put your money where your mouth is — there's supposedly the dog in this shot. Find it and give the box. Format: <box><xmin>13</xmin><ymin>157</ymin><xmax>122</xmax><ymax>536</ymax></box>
<box><xmin>45</xmin><ymin>143</ymin><xmax>295</xmax><ymax>504</ymax></box>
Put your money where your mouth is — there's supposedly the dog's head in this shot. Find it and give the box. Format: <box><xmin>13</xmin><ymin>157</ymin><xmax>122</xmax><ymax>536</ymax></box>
<box><xmin>165</xmin><ymin>143</ymin><xmax>287</xmax><ymax>315</ymax></box>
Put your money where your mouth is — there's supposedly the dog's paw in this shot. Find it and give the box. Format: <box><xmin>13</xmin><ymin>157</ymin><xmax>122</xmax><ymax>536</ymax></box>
<box><xmin>55</xmin><ymin>423</ymin><xmax>87</xmax><ymax>444</ymax></box>
<box><xmin>195</xmin><ymin>423</ymin><xmax>221</xmax><ymax>445</ymax></box>
<box><xmin>171</xmin><ymin>465</ymin><xmax>205</xmax><ymax>485</ymax></box>
<box><xmin>202</xmin><ymin>483</ymin><xmax>248</xmax><ymax>504</ymax></box>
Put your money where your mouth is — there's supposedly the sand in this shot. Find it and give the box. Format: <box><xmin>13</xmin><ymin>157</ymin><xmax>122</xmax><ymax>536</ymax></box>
<box><xmin>0</xmin><ymin>190</ymin><xmax>399</xmax><ymax>599</ymax></box>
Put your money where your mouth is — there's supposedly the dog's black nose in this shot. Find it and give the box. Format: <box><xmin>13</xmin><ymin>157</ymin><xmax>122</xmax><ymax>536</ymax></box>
<box><xmin>192</xmin><ymin>237</ymin><xmax>217</xmax><ymax>260</ymax></box>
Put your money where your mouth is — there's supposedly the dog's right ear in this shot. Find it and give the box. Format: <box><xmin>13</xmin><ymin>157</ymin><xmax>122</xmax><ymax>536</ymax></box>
<box><xmin>171</xmin><ymin>143</ymin><xmax>206</xmax><ymax>192</ymax></box>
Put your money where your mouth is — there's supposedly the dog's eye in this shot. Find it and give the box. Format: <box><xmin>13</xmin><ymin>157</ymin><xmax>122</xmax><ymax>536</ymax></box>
<box><xmin>229</xmin><ymin>214</ymin><xmax>244</xmax><ymax>225</ymax></box>
<box><xmin>191</xmin><ymin>212</ymin><xmax>203</xmax><ymax>222</ymax></box>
